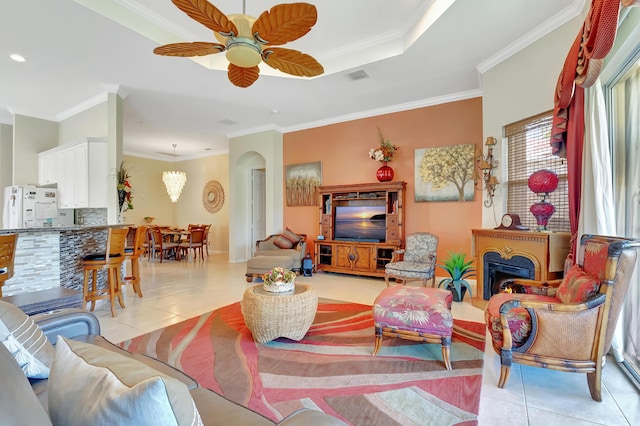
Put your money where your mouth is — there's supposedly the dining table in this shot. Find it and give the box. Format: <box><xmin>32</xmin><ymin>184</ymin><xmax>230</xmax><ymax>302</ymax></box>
<box><xmin>159</xmin><ymin>228</ymin><xmax>190</xmax><ymax>260</ymax></box>
<box><xmin>161</xmin><ymin>228</ymin><xmax>190</xmax><ymax>242</ymax></box>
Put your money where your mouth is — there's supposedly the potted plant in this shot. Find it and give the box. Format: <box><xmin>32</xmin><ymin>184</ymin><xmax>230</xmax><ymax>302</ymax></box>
<box><xmin>262</xmin><ymin>267</ymin><xmax>296</xmax><ymax>293</ymax></box>
<box><xmin>437</xmin><ymin>251</ymin><xmax>476</xmax><ymax>302</ymax></box>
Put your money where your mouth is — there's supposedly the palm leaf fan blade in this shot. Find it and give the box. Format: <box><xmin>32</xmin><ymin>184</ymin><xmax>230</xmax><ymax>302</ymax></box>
<box><xmin>154</xmin><ymin>42</ymin><xmax>225</xmax><ymax>57</ymax></box>
<box><xmin>228</xmin><ymin>63</ymin><xmax>260</xmax><ymax>87</ymax></box>
<box><xmin>262</xmin><ymin>47</ymin><xmax>323</xmax><ymax>77</ymax></box>
<box><xmin>172</xmin><ymin>0</ymin><xmax>237</xmax><ymax>35</ymax></box>
<box><xmin>252</xmin><ymin>3</ymin><xmax>318</xmax><ymax>45</ymax></box>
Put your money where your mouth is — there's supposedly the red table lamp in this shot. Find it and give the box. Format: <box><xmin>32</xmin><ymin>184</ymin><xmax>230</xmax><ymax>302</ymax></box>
<box><xmin>528</xmin><ymin>169</ymin><xmax>559</xmax><ymax>231</ymax></box>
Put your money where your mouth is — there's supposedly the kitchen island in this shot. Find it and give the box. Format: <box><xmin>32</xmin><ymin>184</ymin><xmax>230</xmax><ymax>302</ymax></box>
<box><xmin>0</xmin><ymin>225</ymin><xmax>131</xmax><ymax>298</ymax></box>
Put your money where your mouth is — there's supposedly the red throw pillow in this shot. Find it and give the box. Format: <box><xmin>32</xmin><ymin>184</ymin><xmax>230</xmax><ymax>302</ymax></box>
<box><xmin>273</xmin><ymin>234</ymin><xmax>294</xmax><ymax>249</ymax></box>
<box><xmin>556</xmin><ymin>264</ymin><xmax>600</xmax><ymax>304</ymax></box>
<box><xmin>273</xmin><ymin>228</ymin><xmax>302</xmax><ymax>249</ymax></box>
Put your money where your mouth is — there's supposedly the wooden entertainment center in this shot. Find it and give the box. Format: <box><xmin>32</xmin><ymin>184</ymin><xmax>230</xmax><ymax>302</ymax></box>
<box><xmin>314</xmin><ymin>182</ymin><xmax>406</xmax><ymax>277</ymax></box>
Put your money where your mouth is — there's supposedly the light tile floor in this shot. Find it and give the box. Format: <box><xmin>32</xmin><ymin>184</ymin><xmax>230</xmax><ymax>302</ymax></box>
<box><xmin>90</xmin><ymin>254</ymin><xmax>639</xmax><ymax>425</ymax></box>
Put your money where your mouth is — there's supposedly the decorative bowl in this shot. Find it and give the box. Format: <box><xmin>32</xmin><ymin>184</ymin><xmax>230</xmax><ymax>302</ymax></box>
<box><xmin>263</xmin><ymin>281</ymin><xmax>295</xmax><ymax>293</ymax></box>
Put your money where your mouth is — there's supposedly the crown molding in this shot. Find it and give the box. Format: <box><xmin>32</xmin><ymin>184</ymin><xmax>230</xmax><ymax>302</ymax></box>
<box><xmin>55</xmin><ymin>92</ymin><xmax>108</xmax><ymax>122</ymax></box>
<box><xmin>225</xmin><ymin>123</ymin><xmax>285</xmax><ymax>140</ymax></box>
<box><xmin>56</xmin><ymin>86</ymin><xmax>128</xmax><ymax>122</ymax></box>
<box><xmin>476</xmin><ymin>0</ymin><xmax>587</xmax><ymax>74</ymax></box>
<box><xmin>123</xmin><ymin>148</ymin><xmax>228</xmax><ymax>162</ymax></box>
<box><xmin>7</xmin><ymin>107</ymin><xmax>57</xmax><ymax>122</ymax></box>
<box><xmin>281</xmin><ymin>89</ymin><xmax>482</xmax><ymax>134</ymax></box>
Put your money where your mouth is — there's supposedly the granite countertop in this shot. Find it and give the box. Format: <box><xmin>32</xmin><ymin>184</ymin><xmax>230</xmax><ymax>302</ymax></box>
<box><xmin>0</xmin><ymin>224</ymin><xmax>134</xmax><ymax>234</ymax></box>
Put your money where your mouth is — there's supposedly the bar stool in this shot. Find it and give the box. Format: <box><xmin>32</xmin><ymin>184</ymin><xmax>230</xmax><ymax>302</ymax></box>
<box><xmin>124</xmin><ymin>225</ymin><xmax>147</xmax><ymax>297</ymax></box>
<box><xmin>81</xmin><ymin>227</ymin><xmax>128</xmax><ymax>317</ymax></box>
<box><xmin>0</xmin><ymin>234</ymin><xmax>18</xmax><ymax>297</ymax></box>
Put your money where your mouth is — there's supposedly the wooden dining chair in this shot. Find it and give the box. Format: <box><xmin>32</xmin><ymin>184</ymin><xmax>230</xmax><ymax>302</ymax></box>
<box><xmin>202</xmin><ymin>224</ymin><xmax>212</xmax><ymax>256</ymax></box>
<box><xmin>151</xmin><ymin>227</ymin><xmax>179</xmax><ymax>262</ymax></box>
<box><xmin>0</xmin><ymin>234</ymin><xmax>18</xmax><ymax>297</ymax></box>
<box><xmin>179</xmin><ymin>226</ymin><xmax>205</xmax><ymax>261</ymax></box>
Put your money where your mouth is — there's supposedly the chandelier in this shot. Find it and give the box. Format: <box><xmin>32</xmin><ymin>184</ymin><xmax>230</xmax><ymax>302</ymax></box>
<box><xmin>163</xmin><ymin>144</ymin><xmax>187</xmax><ymax>203</ymax></box>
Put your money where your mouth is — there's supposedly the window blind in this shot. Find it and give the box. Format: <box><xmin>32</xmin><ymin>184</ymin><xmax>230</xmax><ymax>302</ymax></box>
<box><xmin>504</xmin><ymin>111</ymin><xmax>570</xmax><ymax>232</ymax></box>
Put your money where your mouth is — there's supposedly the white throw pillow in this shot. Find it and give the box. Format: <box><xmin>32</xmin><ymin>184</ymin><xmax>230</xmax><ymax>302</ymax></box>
<box><xmin>0</xmin><ymin>300</ymin><xmax>54</xmax><ymax>378</ymax></box>
<box><xmin>49</xmin><ymin>336</ymin><xmax>203</xmax><ymax>426</ymax></box>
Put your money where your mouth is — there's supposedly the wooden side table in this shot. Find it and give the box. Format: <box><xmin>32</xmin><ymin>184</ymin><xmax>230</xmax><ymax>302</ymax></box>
<box><xmin>241</xmin><ymin>284</ymin><xmax>318</xmax><ymax>344</ymax></box>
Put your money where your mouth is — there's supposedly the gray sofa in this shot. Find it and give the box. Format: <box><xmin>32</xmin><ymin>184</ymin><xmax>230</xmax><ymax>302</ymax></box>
<box><xmin>0</xmin><ymin>308</ymin><xmax>345</xmax><ymax>426</ymax></box>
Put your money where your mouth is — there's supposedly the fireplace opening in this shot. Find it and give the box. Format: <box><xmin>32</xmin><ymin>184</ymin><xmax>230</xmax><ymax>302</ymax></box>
<box><xmin>483</xmin><ymin>252</ymin><xmax>535</xmax><ymax>300</ymax></box>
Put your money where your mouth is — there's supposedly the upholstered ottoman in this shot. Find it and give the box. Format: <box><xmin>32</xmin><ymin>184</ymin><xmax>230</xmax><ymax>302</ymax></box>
<box><xmin>245</xmin><ymin>255</ymin><xmax>294</xmax><ymax>282</ymax></box>
<box><xmin>372</xmin><ymin>285</ymin><xmax>454</xmax><ymax>370</ymax></box>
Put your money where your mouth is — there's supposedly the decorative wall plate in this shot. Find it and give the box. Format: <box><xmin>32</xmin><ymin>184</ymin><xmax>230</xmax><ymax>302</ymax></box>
<box><xmin>202</xmin><ymin>180</ymin><xmax>225</xmax><ymax>214</ymax></box>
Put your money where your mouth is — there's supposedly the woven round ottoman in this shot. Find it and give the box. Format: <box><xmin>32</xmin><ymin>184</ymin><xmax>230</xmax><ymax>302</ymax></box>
<box><xmin>245</xmin><ymin>255</ymin><xmax>294</xmax><ymax>282</ymax></box>
<box><xmin>241</xmin><ymin>284</ymin><xmax>318</xmax><ymax>344</ymax></box>
<box><xmin>372</xmin><ymin>285</ymin><xmax>454</xmax><ymax>370</ymax></box>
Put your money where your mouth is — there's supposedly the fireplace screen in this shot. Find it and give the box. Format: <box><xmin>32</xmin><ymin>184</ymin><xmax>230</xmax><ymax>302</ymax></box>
<box><xmin>483</xmin><ymin>252</ymin><xmax>535</xmax><ymax>300</ymax></box>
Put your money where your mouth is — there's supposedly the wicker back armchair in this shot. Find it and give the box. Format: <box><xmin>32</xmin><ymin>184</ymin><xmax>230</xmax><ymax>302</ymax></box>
<box><xmin>485</xmin><ymin>234</ymin><xmax>640</xmax><ymax>401</ymax></box>
<box><xmin>384</xmin><ymin>232</ymin><xmax>438</xmax><ymax>287</ymax></box>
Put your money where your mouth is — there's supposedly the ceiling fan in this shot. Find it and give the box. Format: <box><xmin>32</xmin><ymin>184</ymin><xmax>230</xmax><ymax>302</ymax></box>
<box><xmin>154</xmin><ymin>0</ymin><xmax>324</xmax><ymax>88</ymax></box>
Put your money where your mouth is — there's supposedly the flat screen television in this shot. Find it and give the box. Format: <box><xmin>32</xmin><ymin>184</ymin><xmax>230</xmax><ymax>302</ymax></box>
<box><xmin>334</xmin><ymin>205</ymin><xmax>386</xmax><ymax>242</ymax></box>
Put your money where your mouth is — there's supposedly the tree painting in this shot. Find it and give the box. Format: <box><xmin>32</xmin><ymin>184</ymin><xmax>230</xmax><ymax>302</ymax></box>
<box><xmin>415</xmin><ymin>144</ymin><xmax>475</xmax><ymax>202</ymax></box>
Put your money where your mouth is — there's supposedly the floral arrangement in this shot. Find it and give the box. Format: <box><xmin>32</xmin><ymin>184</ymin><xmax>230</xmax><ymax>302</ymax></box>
<box><xmin>368</xmin><ymin>128</ymin><xmax>398</xmax><ymax>164</ymax></box>
<box><xmin>262</xmin><ymin>267</ymin><xmax>296</xmax><ymax>286</ymax></box>
<box><xmin>117</xmin><ymin>162</ymin><xmax>134</xmax><ymax>211</ymax></box>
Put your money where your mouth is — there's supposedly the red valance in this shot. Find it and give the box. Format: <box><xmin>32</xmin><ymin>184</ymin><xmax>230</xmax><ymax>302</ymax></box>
<box><xmin>550</xmin><ymin>0</ymin><xmax>621</xmax><ymax>158</ymax></box>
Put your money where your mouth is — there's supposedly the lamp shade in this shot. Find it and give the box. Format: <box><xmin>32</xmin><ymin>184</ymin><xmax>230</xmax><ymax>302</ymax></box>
<box><xmin>162</xmin><ymin>170</ymin><xmax>187</xmax><ymax>203</ymax></box>
<box><xmin>528</xmin><ymin>169</ymin><xmax>559</xmax><ymax>194</ymax></box>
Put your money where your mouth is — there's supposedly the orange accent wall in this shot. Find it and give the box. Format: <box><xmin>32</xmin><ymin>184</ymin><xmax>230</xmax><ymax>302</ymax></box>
<box><xmin>283</xmin><ymin>97</ymin><xmax>483</xmax><ymax>263</ymax></box>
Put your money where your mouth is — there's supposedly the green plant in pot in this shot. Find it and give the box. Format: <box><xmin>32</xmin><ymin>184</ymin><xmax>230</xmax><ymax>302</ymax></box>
<box><xmin>437</xmin><ymin>251</ymin><xmax>476</xmax><ymax>302</ymax></box>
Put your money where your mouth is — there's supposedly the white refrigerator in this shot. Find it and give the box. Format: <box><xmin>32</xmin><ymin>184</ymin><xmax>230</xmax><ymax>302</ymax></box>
<box><xmin>3</xmin><ymin>185</ymin><xmax>58</xmax><ymax>229</ymax></box>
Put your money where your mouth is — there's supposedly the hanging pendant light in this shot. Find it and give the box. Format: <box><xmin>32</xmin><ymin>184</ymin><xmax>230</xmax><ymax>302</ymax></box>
<box><xmin>163</xmin><ymin>144</ymin><xmax>187</xmax><ymax>203</ymax></box>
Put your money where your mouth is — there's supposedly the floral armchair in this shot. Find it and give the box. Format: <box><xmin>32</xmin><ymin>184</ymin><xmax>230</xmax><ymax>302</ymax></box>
<box><xmin>485</xmin><ymin>234</ymin><xmax>640</xmax><ymax>401</ymax></box>
<box><xmin>384</xmin><ymin>232</ymin><xmax>438</xmax><ymax>287</ymax></box>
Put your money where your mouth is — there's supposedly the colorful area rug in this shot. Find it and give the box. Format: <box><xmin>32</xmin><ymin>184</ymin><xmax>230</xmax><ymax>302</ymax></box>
<box><xmin>119</xmin><ymin>299</ymin><xmax>485</xmax><ymax>425</ymax></box>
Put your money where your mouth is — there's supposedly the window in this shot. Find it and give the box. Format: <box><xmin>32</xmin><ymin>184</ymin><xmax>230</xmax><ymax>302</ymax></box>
<box><xmin>504</xmin><ymin>111</ymin><xmax>570</xmax><ymax>232</ymax></box>
<box><xmin>608</xmin><ymin>58</ymin><xmax>640</xmax><ymax>386</ymax></box>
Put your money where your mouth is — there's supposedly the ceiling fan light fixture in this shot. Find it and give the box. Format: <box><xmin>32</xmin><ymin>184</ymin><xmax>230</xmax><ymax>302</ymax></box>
<box><xmin>214</xmin><ymin>14</ymin><xmax>255</xmax><ymax>43</ymax></box>
<box><xmin>155</xmin><ymin>1</ymin><xmax>322</xmax><ymax>87</ymax></box>
<box><xmin>225</xmin><ymin>38</ymin><xmax>262</xmax><ymax>68</ymax></box>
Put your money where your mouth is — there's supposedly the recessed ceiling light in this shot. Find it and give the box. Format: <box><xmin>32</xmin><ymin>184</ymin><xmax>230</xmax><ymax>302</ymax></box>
<box><xmin>10</xmin><ymin>54</ymin><xmax>26</xmax><ymax>63</ymax></box>
<box><xmin>346</xmin><ymin>70</ymin><xmax>369</xmax><ymax>81</ymax></box>
<box><xmin>218</xmin><ymin>119</ymin><xmax>237</xmax><ymax>126</ymax></box>
<box><xmin>271</xmin><ymin>109</ymin><xmax>279</xmax><ymax>114</ymax></box>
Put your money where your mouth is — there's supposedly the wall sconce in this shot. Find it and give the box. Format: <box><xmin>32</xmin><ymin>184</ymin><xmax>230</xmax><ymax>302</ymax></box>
<box><xmin>475</xmin><ymin>136</ymin><xmax>499</xmax><ymax>207</ymax></box>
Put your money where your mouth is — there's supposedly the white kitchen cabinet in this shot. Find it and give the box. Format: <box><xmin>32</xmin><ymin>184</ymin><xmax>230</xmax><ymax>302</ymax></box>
<box><xmin>38</xmin><ymin>149</ymin><xmax>61</xmax><ymax>186</ymax></box>
<box><xmin>38</xmin><ymin>138</ymin><xmax>108</xmax><ymax>209</ymax></box>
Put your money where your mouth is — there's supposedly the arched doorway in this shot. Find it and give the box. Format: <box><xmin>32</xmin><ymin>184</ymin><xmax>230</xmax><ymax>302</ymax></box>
<box><xmin>230</xmin><ymin>151</ymin><xmax>266</xmax><ymax>261</ymax></box>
